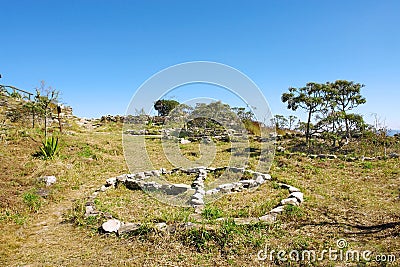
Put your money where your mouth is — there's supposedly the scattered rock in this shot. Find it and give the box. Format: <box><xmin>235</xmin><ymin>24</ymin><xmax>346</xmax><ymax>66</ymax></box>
<box><xmin>327</xmin><ymin>154</ymin><xmax>337</xmax><ymax>159</ymax></box>
<box><xmin>118</xmin><ymin>223</ymin><xmax>141</xmax><ymax>235</ymax></box>
<box><xmin>277</xmin><ymin>146</ymin><xmax>286</xmax><ymax>153</ymax></box>
<box><xmin>234</xmin><ymin>217</ymin><xmax>260</xmax><ymax>225</ymax></box>
<box><xmin>389</xmin><ymin>153</ymin><xmax>399</xmax><ymax>159</ymax></box>
<box><xmin>362</xmin><ymin>156</ymin><xmax>375</xmax><ymax>161</ymax></box>
<box><xmin>205</xmin><ymin>188</ymin><xmax>220</xmax><ymax>195</ymax></box>
<box><xmin>240</xmin><ymin>180</ymin><xmax>257</xmax><ymax>188</ymax></box>
<box><xmin>125</xmin><ymin>179</ymin><xmax>143</xmax><ymax>190</ymax></box>
<box><xmin>155</xmin><ymin>222</ymin><xmax>168</xmax><ymax>231</ymax></box>
<box><xmin>281</xmin><ymin>198</ymin><xmax>299</xmax><ymax>206</ymax></box>
<box><xmin>218</xmin><ymin>183</ymin><xmax>235</xmax><ymax>193</ymax></box>
<box><xmin>106</xmin><ymin>177</ymin><xmax>117</xmax><ymax>186</ymax></box>
<box><xmin>85</xmin><ymin>205</ymin><xmax>94</xmax><ymax>214</ymax></box>
<box><xmin>99</xmin><ymin>185</ymin><xmax>108</xmax><ymax>192</ymax></box>
<box><xmin>37</xmin><ymin>176</ymin><xmax>57</xmax><ymax>187</ymax></box>
<box><xmin>135</xmin><ymin>172</ymin><xmax>146</xmax><ymax>179</ymax></box>
<box><xmin>36</xmin><ymin>188</ymin><xmax>50</xmax><ymax>198</ymax></box>
<box><xmin>255</xmin><ymin>175</ymin><xmax>265</xmax><ymax>185</ymax></box>
<box><xmin>290</xmin><ymin>192</ymin><xmax>304</xmax><ymax>203</ymax></box>
<box><xmin>259</xmin><ymin>213</ymin><xmax>277</xmax><ymax>223</ymax></box>
<box><xmin>190</xmin><ymin>198</ymin><xmax>204</xmax><ymax>205</ymax></box>
<box><xmin>288</xmin><ymin>186</ymin><xmax>301</xmax><ymax>193</ymax></box>
<box><xmin>102</xmin><ymin>219</ymin><xmax>121</xmax><ymax>233</ymax></box>
<box><xmin>180</xmin><ymin>138</ymin><xmax>191</xmax><ymax>144</ymax></box>
<box><xmin>116</xmin><ymin>175</ymin><xmax>127</xmax><ymax>183</ymax></box>
<box><xmin>192</xmin><ymin>192</ymin><xmax>204</xmax><ymax>200</ymax></box>
<box><xmin>346</xmin><ymin>157</ymin><xmax>357</xmax><ymax>162</ymax></box>
<box><xmin>270</xmin><ymin>206</ymin><xmax>285</xmax><ymax>214</ymax></box>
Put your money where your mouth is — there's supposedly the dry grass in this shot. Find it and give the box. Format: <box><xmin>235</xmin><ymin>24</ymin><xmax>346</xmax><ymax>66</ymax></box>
<box><xmin>1</xmin><ymin>121</ymin><xmax>399</xmax><ymax>266</ymax></box>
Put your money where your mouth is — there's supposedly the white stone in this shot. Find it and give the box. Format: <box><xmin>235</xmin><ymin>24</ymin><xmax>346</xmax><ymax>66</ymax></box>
<box><xmin>116</xmin><ymin>175</ymin><xmax>127</xmax><ymax>182</ymax></box>
<box><xmin>135</xmin><ymin>172</ymin><xmax>146</xmax><ymax>179</ymax></box>
<box><xmin>85</xmin><ymin>206</ymin><xmax>94</xmax><ymax>214</ymax></box>
<box><xmin>259</xmin><ymin>214</ymin><xmax>277</xmax><ymax>223</ymax></box>
<box><xmin>196</xmin><ymin>189</ymin><xmax>205</xmax><ymax>195</ymax></box>
<box><xmin>191</xmin><ymin>198</ymin><xmax>204</xmax><ymax>205</ymax></box>
<box><xmin>255</xmin><ymin>175</ymin><xmax>265</xmax><ymax>185</ymax></box>
<box><xmin>288</xmin><ymin>186</ymin><xmax>301</xmax><ymax>193</ymax></box>
<box><xmin>102</xmin><ymin>219</ymin><xmax>121</xmax><ymax>233</ymax></box>
<box><xmin>100</xmin><ymin>185</ymin><xmax>108</xmax><ymax>192</ymax></box>
<box><xmin>155</xmin><ymin>222</ymin><xmax>167</xmax><ymax>231</ymax></box>
<box><xmin>270</xmin><ymin>206</ymin><xmax>285</xmax><ymax>214</ymax></box>
<box><xmin>262</xmin><ymin>174</ymin><xmax>272</xmax><ymax>180</ymax></box>
<box><xmin>277</xmin><ymin>146</ymin><xmax>285</xmax><ymax>152</ymax></box>
<box><xmin>118</xmin><ymin>223</ymin><xmax>141</xmax><ymax>235</ymax></box>
<box><xmin>240</xmin><ymin>180</ymin><xmax>257</xmax><ymax>188</ymax></box>
<box><xmin>234</xmin><ymin>217</ymin><xmax>260</xmax><ymax>225</ymax></box>
<box><xmin>38</xmin><ymin>176</ymin><xmax>57</xmax><ymax>187</ymax></box>
<box><xmin>205</xmin><ymin>188</ymin><xmax>220</xmax><ymax>195</ymax></box>
<box><xmin>290</xmin><ymin>192</ymin><xmax>304</xmax><ymax>203</ymax></box>
<box><xmin>152</xmin><ymin>170</ymin><xmax>161</xmax><ymax>176</ymax></box>
<box><xmin>281</xmin><ymin>198</ymin><xmax>299</xmax><ymax>206</ymax></box>
<box><xmin>106</xmin><ymin>177</ymin><xmax>117</xmax><ymax>186</ymax></box>
<box><xmin>144</xmin><ymin>171</ymin><xmax>153</xmax><ymax>176</ymax></box>
<box><xmin>180</xmin><ymin>138</ymin><xmax>191</xmax><ymax>144</ymax></box>
<box><xmin>192</xmin><ymin>192</ymin><xmax>203</xmax><ymax>200</ymax></box>
<box><xmin>218</xmin><ymin>183</ymin><xmax>234</xmax><ymax>193</ymax></box>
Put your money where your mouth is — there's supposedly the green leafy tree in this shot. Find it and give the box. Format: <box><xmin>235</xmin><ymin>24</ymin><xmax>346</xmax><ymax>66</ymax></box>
<box><xmin>326</xmin><ymin>80</ymin><xmax>366</xmax><ymax>139</ymax></box>
<box><xmin>154</xmin><ymin>99</ymin><xmax>180</xmax><ymax>116</ymax></box>
<box><xmin>272</xmin><ymin>114</ymin><xmax>288</xmax><ymax>129</ymax></box>
<box><xmin>281</xmin><ymin>82</ymin><xmax>325</xmax><ymax>144</ymax></box>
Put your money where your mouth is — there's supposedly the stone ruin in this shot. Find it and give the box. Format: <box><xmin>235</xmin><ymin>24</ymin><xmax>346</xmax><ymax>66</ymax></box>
<box><xmin>83</xmin><ymin>166</ymin><xmax>304</xmax><ymax>235</ymax></box>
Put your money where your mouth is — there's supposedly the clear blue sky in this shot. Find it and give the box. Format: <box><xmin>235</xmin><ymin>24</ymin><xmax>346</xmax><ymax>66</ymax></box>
<box><xmin>1</xmin><ymin>0</ymin><xmax>399</xmax><ymax>128</ymax></box>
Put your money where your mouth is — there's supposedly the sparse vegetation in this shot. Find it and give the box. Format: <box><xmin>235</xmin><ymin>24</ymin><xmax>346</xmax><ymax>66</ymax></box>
<box><xmin>0</xmin><ymin>91</ymin><xmax>399</xmax><ymax>266</ymax></box>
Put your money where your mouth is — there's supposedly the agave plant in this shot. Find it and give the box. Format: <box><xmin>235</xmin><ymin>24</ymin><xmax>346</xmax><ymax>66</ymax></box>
<box><xmin>34</xmin><ymin>136</ymin><xmax>59</xmax><ymax>159</ymax></box>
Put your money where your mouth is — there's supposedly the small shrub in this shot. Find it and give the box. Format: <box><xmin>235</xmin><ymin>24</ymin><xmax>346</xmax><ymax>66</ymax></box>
<box><xmin>33</xmin><ymin>136</ymin><xmax>59</xmax><ymax>159</ymax></box>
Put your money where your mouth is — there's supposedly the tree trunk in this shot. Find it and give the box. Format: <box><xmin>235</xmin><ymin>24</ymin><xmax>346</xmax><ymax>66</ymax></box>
<box><xmin>32</xmin><ymin>107</ymin><xmax>35</xmax><ymax>128</ymax></box>
<box><xmin>306</xmin><ymin>109</ymin><xmax>312</xmax><ymax>146</ymax></box>
<box><xmin>343</xmin><ymin>109</ymin><xmax>350</xmax><ymax>141</ymax></box>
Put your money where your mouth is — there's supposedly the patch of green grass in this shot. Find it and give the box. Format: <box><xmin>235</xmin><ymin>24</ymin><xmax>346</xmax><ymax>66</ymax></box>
<box><xmin>283</xmin><ymin>204</ymin><xmax>303</xmax><ymax>219</ymax></box>
<box><xmin>0</xmin><ymin>211</ymin><xmax>28</xmax><ymax>225</ymax></box>
<box><xmin>202</xmin><ymin>206</ymin><xmax>224</xmax><ymax>220</ymax></box>
<box><xmin>78</xmin><ymin>144</ymin><xmax>97</xmax><ymax>159</ymax></box>
<box><xmin>362</xmin><ymin>162</ymin><xmax>373</xmax><ymax>169</ymax></box>
<box><xmin>22</xmin><ymin>191</ymin><xmax>42</xmax><ymax>212</ymax></box>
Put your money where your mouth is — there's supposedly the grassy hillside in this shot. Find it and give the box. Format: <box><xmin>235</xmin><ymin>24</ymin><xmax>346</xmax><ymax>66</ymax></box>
<box><xmin>0</xmin><ymin>118</ymin><xmax>399</xmax><ymax>266</ymax></box>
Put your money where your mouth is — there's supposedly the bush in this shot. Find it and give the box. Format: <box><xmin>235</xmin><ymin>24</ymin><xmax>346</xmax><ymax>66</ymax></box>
<box><xmin>33</xmin><ymin>136</ymin><xmax>59</xmax><ymax>159</ymax></box>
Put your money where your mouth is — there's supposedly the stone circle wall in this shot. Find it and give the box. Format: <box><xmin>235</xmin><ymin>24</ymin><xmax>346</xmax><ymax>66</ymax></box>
<box><xmin>83</xmin><ymin>167</ymin><xmax>304</xmax><ymax>235</ymax></box>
